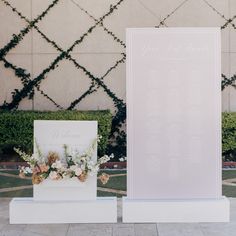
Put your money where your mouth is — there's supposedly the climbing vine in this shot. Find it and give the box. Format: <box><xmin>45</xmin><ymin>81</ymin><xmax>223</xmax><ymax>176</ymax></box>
<box><xmin>0</xmin><ymin>0</ymin><xmax>60</xmax><ymax>59</ymax></box>
<box><xmin>222</xmin><ymin>74</ymin><xmax>236</xmax><ymax>90</ymax></box>
<box><xmin>0</xmin><ymin>0</ymin><xmax>127</xmax><ymax>159</ymax></box>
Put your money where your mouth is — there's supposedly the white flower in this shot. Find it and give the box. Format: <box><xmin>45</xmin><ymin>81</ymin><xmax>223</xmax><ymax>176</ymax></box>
<box><xmin>70</xmin><ymin>165</ymin><xmax>82</xmax><ymax>176</ymax></box>
<box><xmin>87</xmin><ymin>160</ymin><xmax>95</xmax><ymax>169</ymax></box>
<box><xmin>80</xmin><ymin>164</ymin><xmax>86</xmax><ymax>170</ymax></box>
<box><xmin>75</xmin><ymin>168</ymin><xmax>82</xmax><ymax>176</ymax></box>
<box><xmin>71</xmin><ymin>151</ymin><xmax>80</xmax><ymax>162</ymax></box>
<box><xmin>31</xmin><ymin>153</ymin><xmax>40</xmax><ymax>162</ymax></box>
<box><xmin>87</xmin><ymin>161</ymin><xmax>99</xmax><ymax>174</ymax></box>
<box><xmin>88</xmin><ymin>171</ymin><xmax>95</xmax><ymax>176</ymax></box>
<box><xmin>51</xmin><ymin>160</ymin><xmax>63</xmax><ymax>169</ymax></box>
<box><xmin>93</xmin><ymin>165</ymin><xmax>99</xmax><ymax>172</ymax></box>
<box><xmin>110</xmin><ymin>153</ymin><xmax>114</xmax><ymax>159</ymax></box>
<box><xmin>69</xmin><ymin>165</ymin><xmax>77</xmax><ymax>171</ymax></box>
<box><xmin>62</xmin><ymin>172</ymin><xmax>70</xmax><ymax>179</ymax></box>
<box><xmin>99</xmin><ymin>155</ymin><xmax>110</xmax><ymax>164</ymax></box>
<box><xmin>97</xmin><ymin>135</ymin><xmax>102</xmax><ymax>143</ymax></box>
<box><xmin>24</xmin><ymin>167</ymin><xmax>32</xmax><ymax>174</ymax></box>
<box><xmin>20</xmin><ymin>166</ymin><xmax>32</xmax><ymax>174</ymax></box>
<box><xmin>119</xmin><ymin>157</ymin><xmax>124</xmax><ymax>162</ymax></box>
<box><xmin>49</xmin><ymin>171</ymin><xmax>58</xmax><ymax>180</ymax></box>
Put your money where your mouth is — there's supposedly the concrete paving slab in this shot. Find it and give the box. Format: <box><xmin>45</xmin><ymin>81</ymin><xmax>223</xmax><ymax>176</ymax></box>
<box><xmin>67</xmin><ymin>223</ymin><xmax>113</xmax><ymax>236</ymax></box>
<box><xmin>200</xmin><ymin>222</ymin><xmax>236</xmax><ymax>236</ymax></box>
<box><xmin>25</xmin><ymin>224</ymin><xmax>69</xmax><ymax>236</ymax></box>
<box><xmin>113</xmin><ymin>223</ymin><xmax>135</xmax><ymax>236</ymax></box>
<box><xmin>0</xmin><ymin>223</ymin><xmax>26</xmax><ymax>236</ymax></box>
<box><xmin>157</xmin><ymin>223</ymin><xmax>204</xmax><ymax>236</ymax></box>
<box><xmin>20</xmin><ymin>231</ymin><xmax>48</xmax><ymax>236</ymax></box>
<box><xmin>0</xmin><ymin>198</ymin><xmax>236</xmax><ymax>236</ymax></box>
<box><xmin>134</xmin><ymin>224</ymin><xmax>158</xmax><ymax>236</ymax></box>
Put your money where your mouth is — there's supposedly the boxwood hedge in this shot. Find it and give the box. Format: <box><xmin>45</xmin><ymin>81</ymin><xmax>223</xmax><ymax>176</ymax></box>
<box><xmin>1</xmin><ymin>111</ymin><xmax>236</xmax><ymax>161</ymax></box>
<box><xmin>222</xmin><ymin>112</ymin><xmax>236</xmax><ymax>161</ymax></box>
<box><xmin>0</xmin><ymin>110</ymin><xmax>112</xmax><ymax>157</ymax></box>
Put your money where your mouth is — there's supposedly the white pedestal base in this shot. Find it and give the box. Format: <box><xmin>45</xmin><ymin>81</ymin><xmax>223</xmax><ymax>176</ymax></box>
<box><xmin>33</xmin><ymin>178</ymin><xmax>96</xmax><ymax>201</ymax></box>
<box><xmin>10</xmin><ymin>197</ymin><xmax>117</xmax><ymax>224</ymax></box>
<box><xmin>122</xmin><ymin>197</ymin><xmax>230</xmax><ymax>223</ymax></box>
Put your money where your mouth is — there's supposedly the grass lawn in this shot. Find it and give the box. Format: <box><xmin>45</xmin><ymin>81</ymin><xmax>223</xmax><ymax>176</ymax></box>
<box><xmin>222</xmin><ymin>169</ymin><xmax>236</xmax><ymax>180</ymax></box>
<box><xmin>222</xmin><ymin>186</ymin><xmax>236</xmax><ymax>198</ymax></box>
<box><xmin>0</xmin><ymin>188</ymin><xmax>33</xmax><ymax>198</ymax></box>
<box><xmin>0</xmin><ymin>169</ymin><xmax>19</xmax><ymax>175</ymax></box>
<box><xmin>0</xmin><ymin>169</ymin><xmax>127</xmax><ymax>198</ymax></box>
<box><xmin>0</xmin><ymin>176</ymin><xmax>32</xmax><ymax>188</ymax></box>
<box><xmin>99</xmin><ymin>176</ymin><xmax>126</xmax><ymax>191</ymax></box>
<box><xmin>97</xmin><ymin>191</ymin><xmax>124</xmax><ymax>198</ymax></box>
<box><xmin>222</xmin><ymin>170</ymin><xmax>236</xmax><ymax>197</ymax></box>
<box><xmin>1</xmin><ymin>169</ymin><xmax>126</xmax><ymax>176</ymax></box>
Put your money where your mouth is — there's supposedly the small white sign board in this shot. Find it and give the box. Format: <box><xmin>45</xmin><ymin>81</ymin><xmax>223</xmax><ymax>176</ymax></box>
<box><xmin>34</xmin><ymin>120</ymin><xmax>97</xmax><ymax>159</ymax></box>
<box><xmin>33</xmin><ymin>120</ymin><xmax>97</xmax><ymax>201</ymax></box>
<box><xmin>123</xmin><ymin>28</ymin><xmax>229</xmax><ymax>222</ymax></box>
<box><xmin>10</xmin><ymin>120</ymin><xmax>118</xmax><ymax>223</ymax></box>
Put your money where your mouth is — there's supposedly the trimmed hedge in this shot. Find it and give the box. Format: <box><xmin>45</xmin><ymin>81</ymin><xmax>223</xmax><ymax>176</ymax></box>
<box><xmin>1</xmin><ymin>111</ymin><xmax>236</xmax><ymax>161</ymax></box>
<box><xmin>222</xmin><ymin>112</ymin><xmax>236</xmax><ymax>161</ymax></box>
<box><xmin>0</xmin><ymin>110</ymin><xmax>112</xmax><ymax>157</ymax></box>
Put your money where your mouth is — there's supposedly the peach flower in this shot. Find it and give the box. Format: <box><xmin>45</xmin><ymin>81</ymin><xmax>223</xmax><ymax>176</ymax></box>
<box><xmin>98</xmin><ymin>173</ymin><xmax>110</xmax><ymax>185</ymax></box>
<box><xmin>39</xmin><ymin>164</ymin><xmax>49</xmax><ymax>172</ymax></box>
<box><xmin>19</xmin><ymin>171</ymin><xmax>25</xmax><ymax>179</ymax></box>
<box><xmin>78</xmin><ymin>171</ymin><xmax>87</xmax><ymax>182</ymax></box>
<box><xmin>32</xmin><ymin>174</ymin><xmax>43</xmax><ymax>184</ymax></box>
<box><xmin>32</xmin><ymin>166</ymin><xmax>41</xmax><ymax>174</ymax></box>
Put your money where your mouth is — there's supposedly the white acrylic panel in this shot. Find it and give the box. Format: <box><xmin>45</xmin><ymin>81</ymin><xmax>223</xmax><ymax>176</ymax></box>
<box><xmin>127</xmin><ymin>28</ymin><xmax>222</xmax><ymax>199</ymax></box>
<box><xmin>34</xmin><ymin>120</ymin><xmax>97</xmax><ymax>158</ymax></box>
<box><xmin>33</xmin><ymin>120</ymin><xmax>97</xmax><ymax>200</ymax></box>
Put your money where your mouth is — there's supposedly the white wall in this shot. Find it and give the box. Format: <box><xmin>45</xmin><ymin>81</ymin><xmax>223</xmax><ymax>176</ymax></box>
<box><xmin>0</xmin><ymin>0</ymin><xmax>235</xmax><ymax>112</ymax></box>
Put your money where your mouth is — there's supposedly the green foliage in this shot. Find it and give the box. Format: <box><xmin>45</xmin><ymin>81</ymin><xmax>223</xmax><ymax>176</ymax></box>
<box><xmin>0</xmin><ymin>110</ymin><xmax>112</xmax><ymax>157</ymax></box>
<box><xmin>222</xmin><ymin>112</ymin><xmax>236</xmax><ymax>161</ymax></box>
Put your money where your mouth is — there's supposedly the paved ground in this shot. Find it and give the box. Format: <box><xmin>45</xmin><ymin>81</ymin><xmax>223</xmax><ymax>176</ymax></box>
<box><xmin>0</xmin><ymin>198</ymin><xmax>236</xmax><ymax>236</ymax></box>
<box><xmin>223</xmin><ymin>178</ymin><xmax>236</xmax><ymax>186</ymax></box>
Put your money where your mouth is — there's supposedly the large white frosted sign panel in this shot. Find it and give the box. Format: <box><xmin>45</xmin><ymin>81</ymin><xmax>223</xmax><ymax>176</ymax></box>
<box><xmin>127</xmin><ymin>28</ymin><xmax>221</xmax><ymax>199</ymax></box>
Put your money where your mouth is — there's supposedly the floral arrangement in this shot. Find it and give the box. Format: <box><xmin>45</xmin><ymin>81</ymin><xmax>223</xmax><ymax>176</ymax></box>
<box><xmin>14</xmin><ymin>136</ymin><xmax>113</xmax><ymax>185</ymax></box>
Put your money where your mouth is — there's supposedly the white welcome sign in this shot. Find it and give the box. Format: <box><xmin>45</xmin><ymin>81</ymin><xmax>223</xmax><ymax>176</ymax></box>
<box><xmin>33</xmin><ymin>120</ymin><xmax>97</xmax><ymax>201</ymax></box>
<box><xmin>123</xmin><ymin>28</ymin><xmax>229</xmax><ymax>222</ymax></box>
<box><xmin>10</xmin><ymin>120</ymin><xmax>117</xmax><ymax>224</ymax></box>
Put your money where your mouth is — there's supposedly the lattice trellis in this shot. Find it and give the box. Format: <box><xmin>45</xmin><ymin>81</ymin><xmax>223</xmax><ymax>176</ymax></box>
<box><xmin>0</xmin><ymin>0</ymin><xmax>236</xmax><ymax>158</ymax></box>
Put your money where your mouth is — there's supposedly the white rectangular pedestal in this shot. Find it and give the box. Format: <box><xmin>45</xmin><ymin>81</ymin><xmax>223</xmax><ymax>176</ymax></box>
<box><xmin>33</xmin><ymin>178</ymin><xmax>96</xmax><ymax>201</ymax></box>
<box><xmin>122</xmin><ymin>197</ymin><xmax>230</xmax><ymax>223</ymax></box>
<box><xmin>10</xmin><ymin>197</ymin><xmax>117</xmax><ymax>224</ymax></box>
